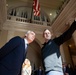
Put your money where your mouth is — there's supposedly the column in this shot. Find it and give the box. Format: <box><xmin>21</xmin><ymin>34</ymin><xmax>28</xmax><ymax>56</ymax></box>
<box><xmin>0</xmin><ymin>0</ymin><xmax>7</xmax><ymax>29</ymax></box>
<box><xmin>73</xmin><ymin>31</ymin><xmax>76</xmax><ymax>46</ymax></box>
<box><xmin>60</xmin><ymin>45</ymin><xmax>66</xmax><ymax>63</ymax></box>
<box><xmin>7</xmin><ymin>30</ymin><xmax>15</xmax><ymax>41</ymax></box>
<box><xmin>60</xmin><ymin>43</ymin><xmax>72</xmax><ymax>65</ymax></box>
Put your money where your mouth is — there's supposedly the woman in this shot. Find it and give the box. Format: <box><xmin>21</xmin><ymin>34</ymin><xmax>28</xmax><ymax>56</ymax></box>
<box><xmin>21</xmin><ymin>58</ymin><xmax>32</xmax><ymax>75</ymax></box>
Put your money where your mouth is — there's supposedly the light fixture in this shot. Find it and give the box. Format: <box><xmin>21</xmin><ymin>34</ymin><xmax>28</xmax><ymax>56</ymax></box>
<box><xmin>6</xmin><ymin>4</ymin><xmax>8</xmax><ymax>7</ymax></box>
<box><xmin>50</xmin><ymin>13</ymin><xmax>52</xmax><ymax>16</ymax></box>
<box><xmin>69</xmin><ymin>45</ymin><xmax>72</xmax><ymax>47</ymax></box>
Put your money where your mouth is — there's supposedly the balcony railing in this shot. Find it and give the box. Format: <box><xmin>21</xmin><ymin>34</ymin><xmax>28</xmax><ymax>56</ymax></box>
<box><xmin>7</xmin><ymin>15</ymin><xmax>51</xmax><ymax>26</ymax></box>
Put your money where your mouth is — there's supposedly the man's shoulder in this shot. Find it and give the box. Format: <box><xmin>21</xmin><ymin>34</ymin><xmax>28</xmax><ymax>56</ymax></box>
<box><xmin>12</xmin><ymin>36</ymin><xmax>22</xmax><ymax>39</ymax></box>
<box><xmin>10</xmin><ymin>36</ymin><xmax>22</xmax><ymax>42</ymax></box>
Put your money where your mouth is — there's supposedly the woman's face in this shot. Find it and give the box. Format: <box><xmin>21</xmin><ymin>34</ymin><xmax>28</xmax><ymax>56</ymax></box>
<box><xmin>24</xmin><ymin>59</ymin><xmax>30</xmax><ymax>65</ymax></box>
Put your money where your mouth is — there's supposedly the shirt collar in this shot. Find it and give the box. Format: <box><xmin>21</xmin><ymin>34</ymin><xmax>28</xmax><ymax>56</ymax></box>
<box><xmin>43</xmin><ymin>39</ymin><xmax>52</xmax><ymax>45</ymax></box>
<box><xmin>24</xmin><ymin>38</ymin><xmax>28</xmax><ymax>44</ymax></box>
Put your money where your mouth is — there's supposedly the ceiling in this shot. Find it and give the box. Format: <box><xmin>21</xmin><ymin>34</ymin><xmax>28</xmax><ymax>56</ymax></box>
<box><xmin>7</xmin><ymin>0</ymin><xmax>66</xmax><ymax>21</ymax></box>
<box><xmin>21</xmin><ymin>0</ymin><xmax>64</xmax><ymax>9</ymax></box>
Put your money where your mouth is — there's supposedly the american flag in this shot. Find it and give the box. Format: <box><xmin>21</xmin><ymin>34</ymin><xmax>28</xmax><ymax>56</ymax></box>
<box><xmin>33</xmin><ymin>0</ymin><xmax>40</xmax><ymax>16</ymax></box>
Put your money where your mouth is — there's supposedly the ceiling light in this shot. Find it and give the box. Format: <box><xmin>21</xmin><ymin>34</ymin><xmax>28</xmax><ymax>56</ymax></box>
<box><xmin>50</xmin><ymin>13</ymin><xmax>52</xmax><ymax>16</ymax></box>
<box><xmin>69</xmin><ymin>45</ymin><xmax>72</xmax><ymax>47</ymax></box>
<box><xmin>6</xmin><ymin>4</ymin><xmax>8</xmax><ymax>6</ymax></box>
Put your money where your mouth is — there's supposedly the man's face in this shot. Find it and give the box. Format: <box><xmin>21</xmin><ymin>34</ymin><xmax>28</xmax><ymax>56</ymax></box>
<box><xmin>43</xmin><ymin>29</ymin><xmax>52</xmax><ymax>40</ymax></box>
<box><xmin>26</xmin><ymin>31</ymin><xmax>35</xmax><ymax>43</ymax></box>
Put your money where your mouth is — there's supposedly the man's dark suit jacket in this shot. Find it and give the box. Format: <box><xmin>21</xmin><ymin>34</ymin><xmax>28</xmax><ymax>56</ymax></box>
<box><xmin>0</xmin><ymin>36</ymin><xmax>27</xmax><ymax>75</ymax></box>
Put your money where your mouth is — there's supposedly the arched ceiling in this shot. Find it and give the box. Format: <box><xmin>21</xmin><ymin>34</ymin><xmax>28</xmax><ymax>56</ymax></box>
<box><xmin>6</xmin><ymin>0</ymin><xmax>66</xmax><ymax>21</ymax></box>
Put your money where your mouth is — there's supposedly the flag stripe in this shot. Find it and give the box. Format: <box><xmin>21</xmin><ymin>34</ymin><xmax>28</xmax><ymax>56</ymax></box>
<box><xmin>33</xmin><ymin>0</ymin><xmax>40</xmax><ymax>16</ymax></box>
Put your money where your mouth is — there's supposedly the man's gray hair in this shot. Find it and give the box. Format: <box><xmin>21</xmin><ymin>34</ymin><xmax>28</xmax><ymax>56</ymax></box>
<box><xmin>25</xmin><ymin>30</ymin><xmax>35</xmax><ymax>36</ymax></box>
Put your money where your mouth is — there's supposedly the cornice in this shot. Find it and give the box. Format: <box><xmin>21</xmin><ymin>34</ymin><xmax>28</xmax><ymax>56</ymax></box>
<box><xmin>51</xmin><ymin>0</ymin><xmax>76</xmax><ymax>34</ymax></box>
<box><xmin>2</xmin><ymin>20</ymin><xmax>52</xmax><ymax>34</ymax></box>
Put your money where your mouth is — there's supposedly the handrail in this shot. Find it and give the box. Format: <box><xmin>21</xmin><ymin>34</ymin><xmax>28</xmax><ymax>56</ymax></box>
<box><xmin>7</xmin><ymin>15</ymin><xmax>51</xmax><ymax>26</ymax></box>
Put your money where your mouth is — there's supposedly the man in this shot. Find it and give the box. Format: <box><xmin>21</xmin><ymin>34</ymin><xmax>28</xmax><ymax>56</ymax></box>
<box><xmin>0</xmin><ymin>30</ymin><xmax>35</xmax><ymax>75</ymax></box>
<box><xmin>66</xmin><ymin>63</ymin><xmax>73</xmax><ymax>75</ymax></box>
<box><xmin>41</xmin><ymin>20</ymin><xmax>76</xmax><ymax>75</ymax></box>
<box><xmin>35</xmin><ymin>66</ymin><xmax>43</xmax><ymax>75</ymax></box>
<box><xmin>62</xmin><ymin>63</ymin><xmax>67</xmax><ymax>75</ymax></box>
